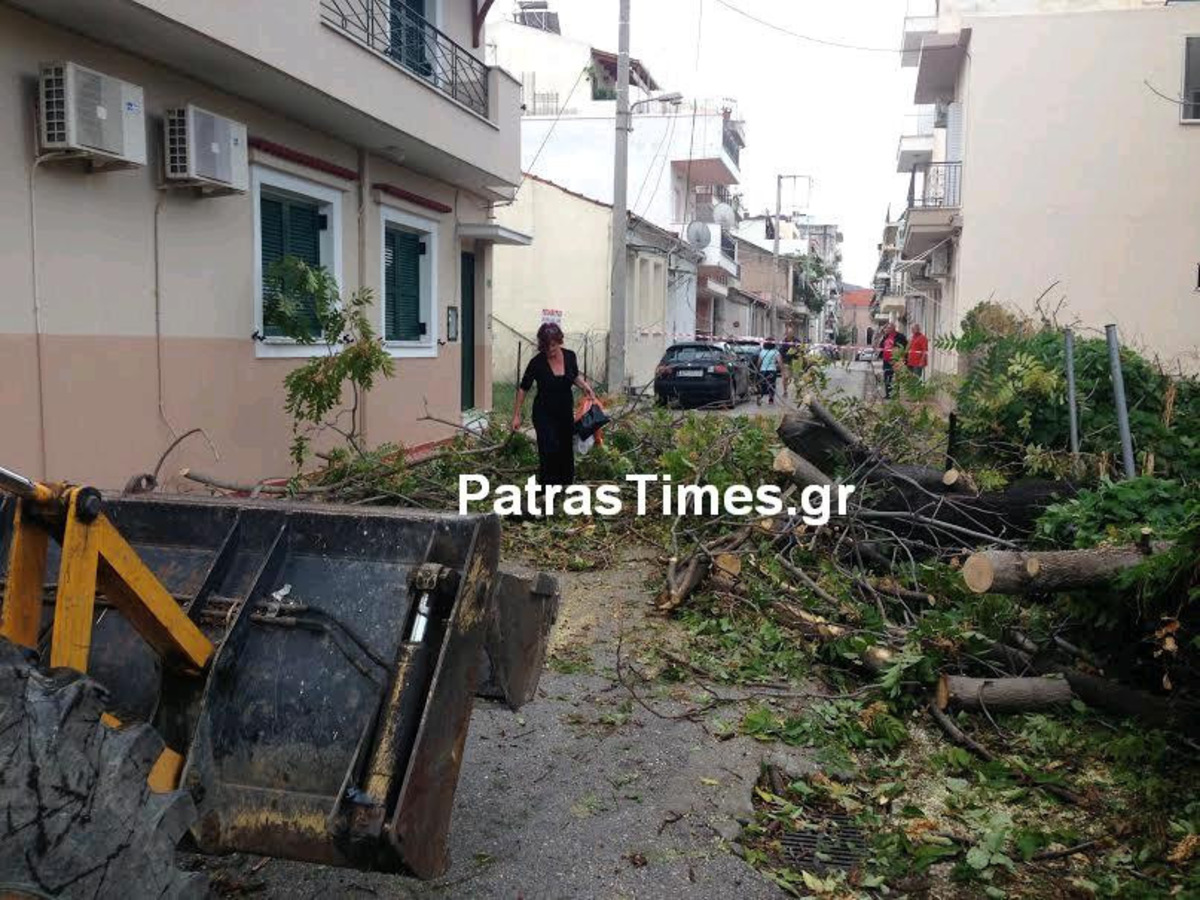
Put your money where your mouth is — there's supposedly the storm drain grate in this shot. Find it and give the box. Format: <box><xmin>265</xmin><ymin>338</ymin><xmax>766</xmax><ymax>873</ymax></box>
<box><xmin>780</xmin><ymin>811</ymin><xmax>869</xmax><ymax>874</ymax></box>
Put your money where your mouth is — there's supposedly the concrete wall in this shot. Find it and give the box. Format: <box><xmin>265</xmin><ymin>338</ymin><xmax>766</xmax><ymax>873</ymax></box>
<box><xmin>954</xmin><ymin>6</ymin><xmax>1200</xmax><ymax>369</ymax></box>
<box><xmin>9</xmin><ymin>0</ymin><xmax>521</xmax><ymax>189</ymax></box>
<box><xmin>0</xmin><ymin>5</ymin><xmax>496</xmax><ymax>488</ymax></box>
<box><xmin>491</xmin><ymin>177</ymin><xmax>695</xmax><ymax>389</ymax></box>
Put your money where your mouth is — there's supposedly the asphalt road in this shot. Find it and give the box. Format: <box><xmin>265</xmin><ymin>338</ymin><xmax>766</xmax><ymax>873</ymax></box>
<box><xmin>188</xmin><ymin>549</ymin><xmax>805</xmax><ymax>900</ymax></box>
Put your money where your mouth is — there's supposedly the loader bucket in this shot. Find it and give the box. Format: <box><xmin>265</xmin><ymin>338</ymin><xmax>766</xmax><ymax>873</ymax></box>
<box><xmin>0</xmin><ymin>492</ymin><xmax>557</xmax><ymax>878</ymax></box>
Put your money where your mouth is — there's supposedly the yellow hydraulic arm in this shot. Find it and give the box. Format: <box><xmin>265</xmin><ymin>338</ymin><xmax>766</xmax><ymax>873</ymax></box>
<box><xmin>0</xmin><ymin>464</ymin><xmax>214</xmax><ymax>789</ymax></box>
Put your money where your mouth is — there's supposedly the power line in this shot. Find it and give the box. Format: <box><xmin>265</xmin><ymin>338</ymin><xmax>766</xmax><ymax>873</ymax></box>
<box><xmin>713</xmin><ymin>0</ymin><xmax>955</xmax><ymax>55</ymax></box>
<box><xmin>517</xmin><ymin>64</ymin><xmax>589</xmax><ymax>194</ymax></box>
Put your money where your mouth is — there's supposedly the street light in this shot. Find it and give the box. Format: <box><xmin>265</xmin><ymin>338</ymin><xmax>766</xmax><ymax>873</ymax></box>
<box><xmin>630</xmin><ymin>92</ymin><xmax>683</xmax><ymax>113</ymax></box>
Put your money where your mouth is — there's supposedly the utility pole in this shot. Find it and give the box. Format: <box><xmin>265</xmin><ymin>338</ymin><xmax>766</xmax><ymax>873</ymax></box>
<box><xmin>608</xmin><ymin>0</ymin><xmax>632</xmax><ymax>392</ymax></box>
<box><xmin>771</xmin><ymin>176</ymin><xmax>782</xmax><ymax>339</ymax></box>
<box><xmin>773</xmin><ymin>174</ymin><xmax>812</xmax><ymax>340</ymax></box>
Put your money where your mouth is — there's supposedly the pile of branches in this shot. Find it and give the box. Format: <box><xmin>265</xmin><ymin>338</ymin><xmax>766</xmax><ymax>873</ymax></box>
<box><xmin>658</xmin><ymin>394</ymin><xmax>1199</xmax><ymax>748</ymax></box>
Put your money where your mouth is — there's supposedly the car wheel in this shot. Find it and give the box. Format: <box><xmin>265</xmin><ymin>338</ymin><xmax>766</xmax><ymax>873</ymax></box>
<box><xmin>655</xmin><ymin>392</ymin><xmax>666</xmax><ymax>408</ymax></box>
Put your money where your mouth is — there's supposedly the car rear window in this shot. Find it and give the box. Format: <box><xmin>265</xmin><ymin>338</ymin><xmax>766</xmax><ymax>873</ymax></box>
<box><xmin>665</xmin><ymin>346</ymin><xmax>723</xmax><ymax>363</ymax></box>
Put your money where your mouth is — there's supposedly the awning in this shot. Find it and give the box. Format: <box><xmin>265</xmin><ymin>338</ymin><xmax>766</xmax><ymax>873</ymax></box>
<box><xmin>458</xmin><ymin>223</ymin><xmax>533</xmax><ymax>246</ymax></box>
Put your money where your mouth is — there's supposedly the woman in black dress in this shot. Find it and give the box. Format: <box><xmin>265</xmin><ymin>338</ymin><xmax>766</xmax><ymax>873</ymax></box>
<box><xmin>511</xmin><ymin>323</ymin><xmax>596</xmax><ymax>486</ymax></box>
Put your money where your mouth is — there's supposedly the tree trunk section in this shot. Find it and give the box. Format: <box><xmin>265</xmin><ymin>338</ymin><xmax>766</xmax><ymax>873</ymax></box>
<box><xmin>962</xmin><ymin>545</ymin><xmax>1164</xmax><ymax>594</ymax></box>
<box><xmin>772</xmin><ymin>449</ymin><xmax>833</xmax><ymax>489</ymax></box>
<box><xmin>936</xmin><ymin>674</ymin><xmax>1073</xmax><ymax>712</ymax></box>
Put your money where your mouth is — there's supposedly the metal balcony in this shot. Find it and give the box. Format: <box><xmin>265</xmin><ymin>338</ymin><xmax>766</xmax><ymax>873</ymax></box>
<box><xmin>907</xmin><ymin>162</ymin><xmax>962</xmax><ymax>210</ymax></box>
<box><xmin>321</xmin><ymin>0</ymin><xmax>489</xmax><ymax>117</ymax></box>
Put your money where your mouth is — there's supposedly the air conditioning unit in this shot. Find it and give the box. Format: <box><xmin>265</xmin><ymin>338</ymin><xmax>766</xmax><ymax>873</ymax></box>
<box><xmin>164</xmin><ymin>104</ymin><xmax>249</xmax><ymax>193</ymax></box>
<box><xmin>39</xmin><ymin>61</ymin><xmax>146</xmax><ymax>167</ymax></box>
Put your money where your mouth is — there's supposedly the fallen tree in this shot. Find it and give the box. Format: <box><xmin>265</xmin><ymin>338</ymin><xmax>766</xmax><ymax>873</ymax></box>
<box><xmin>936</xmin><ymin>674</ymin><xmax>1073</xmax><ymax>712</ymax></box>
<box><xmin>961</xmin><ymin>544</ymin><xmax>1167</xmax><ymax>594</ymax></box>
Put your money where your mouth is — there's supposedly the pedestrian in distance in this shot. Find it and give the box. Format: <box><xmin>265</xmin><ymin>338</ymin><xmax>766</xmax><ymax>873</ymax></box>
<box><xmin>779</xmin><ymin>326</ymin><xmax>799</xmax><ymax>399</ymax></box>
<box><xmin>878</xmin><ymin>322</ymin><xmax>908</xmax><ymax>399</ymax></box>
<box><xmin>512</xmin><ymin>322</ymin><xmax>597</xmax><ymax>486</ymax></box>
<box><xmin>907</xmin><ymin>322</ymin><xmax>929</xmax><ymax>379</ymax></box>
<box><xmin>757</xmin><ymin>339</ymin><xmax>782</xmax><ymax>406</ymax></box>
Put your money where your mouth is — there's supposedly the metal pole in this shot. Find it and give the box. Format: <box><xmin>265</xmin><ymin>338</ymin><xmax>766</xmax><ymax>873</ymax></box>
<box><xmin>608</xmin><ymin>0</ymin><xmax>631</xmax><ymax>392</ymax></box>
<box><xmin>1105</xmin><ymin>323</ymin><xmax>1137</xmax><ymax>479</ymax></box>
<box><xmin>771</xmin><ymin>175</ymin><xmax>782</xmax><ymax>339</ymax></box>
<box><xmin>1064</xmin><ymin>328</ymin><xmax>1080</xmax><ymax>470</ymax></box>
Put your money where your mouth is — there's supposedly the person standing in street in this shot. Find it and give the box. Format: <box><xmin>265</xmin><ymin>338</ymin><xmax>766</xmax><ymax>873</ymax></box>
<box><xmin>907</xmin><ymin>323</ymin><xmax>929</xmax><ymax>379</ymax></box>
<box><xmin>757</xmin><ymin>339</ymin><xmax>782</xmax><ymax>406</ymax></box>
<box><xmin>878</xmin><ymin>322</ymin><xmax>908</xmax><ymax>399</ymax></box>
<box><xmin>512</xmin><ymin>323</ymin><xmax>596</xmax><ymax>486</ymax></box>
<box><xmin>779</xmin><ymin>326</ymin><xmax>798</xmax><ymax>399</ymax></box>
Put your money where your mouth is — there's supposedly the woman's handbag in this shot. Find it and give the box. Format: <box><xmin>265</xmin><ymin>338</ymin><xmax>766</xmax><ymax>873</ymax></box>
<box><xmin>574</xmin><ymin>398</ymin><xmax>611</xmax><ymax>442</ymax></box>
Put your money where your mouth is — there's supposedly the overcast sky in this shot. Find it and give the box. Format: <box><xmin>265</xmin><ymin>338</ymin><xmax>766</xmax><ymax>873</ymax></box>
<box><xmin>488</xmin><ymin>0</ymin><xmax>918</xmax><ymax>287</ymax></box>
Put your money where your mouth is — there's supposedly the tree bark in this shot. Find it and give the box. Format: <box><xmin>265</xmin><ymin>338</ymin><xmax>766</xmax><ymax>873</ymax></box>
<box><xmin>776</xmin><ymin>414</ymin><xmax>850</xmax><ymax>473</ymax></box>
<box><xmin>962</xmin><ymin>545</ymin><xmax>1165</xmax><ymax>594</ymax></box>
<box><xmin>936</xmin><ymin>674</ymin><xmax>1073</xmax><ymax>712</ymax></box>
<box><xmin>772</xmin><ymin>448</ymin><xmax>833</xmax><ymax>489</ymax></box>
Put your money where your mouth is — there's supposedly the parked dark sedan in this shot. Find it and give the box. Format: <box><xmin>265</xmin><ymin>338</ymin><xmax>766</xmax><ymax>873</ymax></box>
<box><xmin>654</xmin><ymin>343</ymin><xmax>751</xmax><ymax>408</ymax></box>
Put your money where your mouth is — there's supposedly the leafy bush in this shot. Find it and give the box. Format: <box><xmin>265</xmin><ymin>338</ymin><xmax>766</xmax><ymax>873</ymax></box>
<box><xmin>950</xmin><ymin>312</ymin><xmax>1199</xmax><ymax>481</ymax></box>
<box><xmin>265</xmin><ymin>257</ymin><xmax>395</xmax><ymax>467</ymax></box>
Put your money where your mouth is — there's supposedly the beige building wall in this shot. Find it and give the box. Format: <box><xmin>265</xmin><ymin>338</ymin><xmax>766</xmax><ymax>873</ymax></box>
<box><xmin>0</xmin><ymin>5</ymin><xmax>501</xmax><ymax>489</ymax></box>
<box><xmin>492</xmin><ymin>177</ymin><xmax>612</xmax><ymax>384</ymax></box>
<box><xmin>953</xmin><ymin>6</ymin><xmax>1200</xmax><ymax>369</ymax></box>
<box><xmin>492</xmin><ymin>176</ymin><xmax>681</xmax><ymax>389</ymax></box>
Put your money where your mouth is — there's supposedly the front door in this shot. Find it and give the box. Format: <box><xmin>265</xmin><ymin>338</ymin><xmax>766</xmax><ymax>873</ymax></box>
<box><xmin>460</xmin><ymin>252</ymin><xmax>476</xmax><ymax>411</ymax></box>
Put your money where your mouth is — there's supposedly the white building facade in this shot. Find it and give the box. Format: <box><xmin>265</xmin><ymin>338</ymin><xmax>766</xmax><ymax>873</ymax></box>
<box><xmin>895</xmin><ymin>0</ymin><xmax>1200</xmax><ymax>373</ymax></box>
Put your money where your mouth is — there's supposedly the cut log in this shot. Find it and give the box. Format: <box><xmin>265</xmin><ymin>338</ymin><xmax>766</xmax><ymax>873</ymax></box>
<box><xmin>772</xmin><ymin>448</ymin><xmax>833</xmax><ymax>489</ymax></box>
<box><xmin>776</xmin><ymin>414</ymin><xmax>851</xmax><ymax>473</ymax></box>
<box><xmin>962</xmin><ymin>544</ymin><xmax>1166</xmax><ymax>594</ymax></box>
<box><xmin>1060</xmin><ymin>669</ymin><xmax>1200</xmax><ymax>735</ymax></box>
<box><xmin>804</xmin><ymin>395</ymin><xmax>868</xmax><ymax>453</ymax></box>
<box><xmin>941</xmin><ymin>468</ymin><xmax>978</xmax><ymax>495</ymax></box>
<box><xmin>936</xmin><ymin>674</ymin><xmax>1073</xmax><ymax>712</ymax></box>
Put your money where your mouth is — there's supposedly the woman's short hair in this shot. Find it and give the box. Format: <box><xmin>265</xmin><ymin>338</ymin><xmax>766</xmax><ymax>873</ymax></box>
<box><xmin>537</xmin><ymin>322</ymin><xmax>565</xmax><ymax>353</ymax></box>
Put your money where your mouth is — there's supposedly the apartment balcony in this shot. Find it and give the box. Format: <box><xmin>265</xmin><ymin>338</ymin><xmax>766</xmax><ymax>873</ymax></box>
<box><xmin>901</xmin><ymin>0</ymin><xmax>939</xmax><ymax>68</ymax></box>
<box><xmin>321</xmin><ymin>0</ymin><xmax>488</xmax><ymax>117</ymax></box>
<box><xmin>895</xmin><ymin>107</ymin><xmax>937</xmax><ymax>173</ymax></box>
<box><xmin>904</xmin><ymin>162</ymin><xmax>962</xmax><ymax>256</ymax></box>
<box><xmin>915</xmin><ymin>29</ymin><xmax>971</xmax><ymax>104</ymax></box>
<box><xmin>672</xmin><ymin>111</ymin><xmax>743</xmax><ymax>186</ymax></box>
<box><xmin>10</xmin><ymin>0</ymin><xmax>522</xmax><ymax>195</ymax></box>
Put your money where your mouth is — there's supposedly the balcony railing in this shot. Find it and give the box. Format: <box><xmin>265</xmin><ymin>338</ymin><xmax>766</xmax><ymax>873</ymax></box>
<box><xmin>722</xmin><ymin>128</ymin><xmax>741</xmax><ymax>167</ymax></box>
<box><xmin>321</xmin><ymin>0</ymin><xmax>489</xmax><ymax>117</ymax></box>
<box><xmin>907</xmin><ymin>161</ymin><xmax>962</xmax><ymax>210</ymax></box>
<box><xmin>720</xmin><ymin>229</ymin><xmax>736</xmax><ymax>260</ymax></box>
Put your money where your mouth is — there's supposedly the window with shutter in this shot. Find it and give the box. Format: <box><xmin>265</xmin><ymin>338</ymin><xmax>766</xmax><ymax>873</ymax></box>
<box><xmin>384</xmin><ymin>227</ymin><xmax>422</xmax><ymax>342</ymax></box>
<box><xmin>261</xmin><ymin>192</ymin><xmax>323</xmax><ymax>338</ymax></box>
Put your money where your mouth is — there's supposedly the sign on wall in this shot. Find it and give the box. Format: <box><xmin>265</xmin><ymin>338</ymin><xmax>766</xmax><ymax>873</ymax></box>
<box><xmin>541</xmin><ymin>308</ymin><xmax>564</xmax><ymax>326</ymax></box>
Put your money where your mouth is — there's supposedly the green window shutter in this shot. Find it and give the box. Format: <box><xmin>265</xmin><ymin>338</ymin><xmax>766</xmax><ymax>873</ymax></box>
<box><xmin>385</xmin><ymin>228</ymin><xmax>422</xmax><ymax>342</ymax></box>
<box><xmin>261</xmin><ymin>193</ymin><xmax>323</xmax><ymax>338</ymax></box>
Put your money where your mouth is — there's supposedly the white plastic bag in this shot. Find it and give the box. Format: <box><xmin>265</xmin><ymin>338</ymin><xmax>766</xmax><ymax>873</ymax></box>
<box><xmin>574</xmin><ymin>434</ymin><xmax>595</xmax><ymax>456</ymax></box>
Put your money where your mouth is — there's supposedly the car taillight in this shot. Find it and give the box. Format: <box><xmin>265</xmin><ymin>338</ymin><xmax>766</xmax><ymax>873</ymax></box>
<box><xmin>711</xmin><ymin>364</ymin><xmax>728</xmax><ymax>375</ymax></box>
<box><xmin>656</xmin><ymin>365</ymin><xmax>672</xmax><ymax>377</ymax></box>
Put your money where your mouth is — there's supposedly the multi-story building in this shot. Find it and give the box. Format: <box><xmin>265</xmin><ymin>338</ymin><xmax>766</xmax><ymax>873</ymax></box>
<box><xmin>733</xmin><ymin>235</ymin><xmax>810</xmax><ymax>339</ymax></box>
<box><xmin>894</xmin><ymin>0</ymin><xmax>1200</xmax><ymax>373</ymax></box>
<box><xmin>736</xmin><ymin>215</ymin><xmax>843</xmax><ymax>341</ymax></box>
<box><xmin>1</xmin><ymin>0</ymin><xmax>526</xmax><ymax>487</ymax></box>
<box><xmin>488</xmin><ymin>3</ymin><xmax>748</xmax><ymax>365</ymax></box>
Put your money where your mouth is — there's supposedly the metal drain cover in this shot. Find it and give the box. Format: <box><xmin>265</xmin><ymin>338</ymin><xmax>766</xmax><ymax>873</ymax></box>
<box><xmin>780</xmin><ymin>811</ymin><xmax>869</xmax><ymax>874</ymax></box>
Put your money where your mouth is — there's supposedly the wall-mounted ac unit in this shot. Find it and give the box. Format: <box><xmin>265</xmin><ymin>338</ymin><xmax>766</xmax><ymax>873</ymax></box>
<box><xmin>164</xmin><ymin>104</ymin><xmax>249</xmax><ymax>193</ymax></box>
<box><xmin>39</xmin><ymin>61</ymin><xmax>146</xmax><ymax>167</ymax></box>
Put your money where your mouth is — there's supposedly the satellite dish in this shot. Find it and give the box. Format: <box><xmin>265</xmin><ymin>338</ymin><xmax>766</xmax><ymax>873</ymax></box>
<box><xmin>685</xmin><ymin>220</ymin><xmax>712</xmax><ymax>248</ymax></box>
<box><xmin>712</xmin><ymin>202</ymin><xmax>737</xmax><ymax>230</ymax></box>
